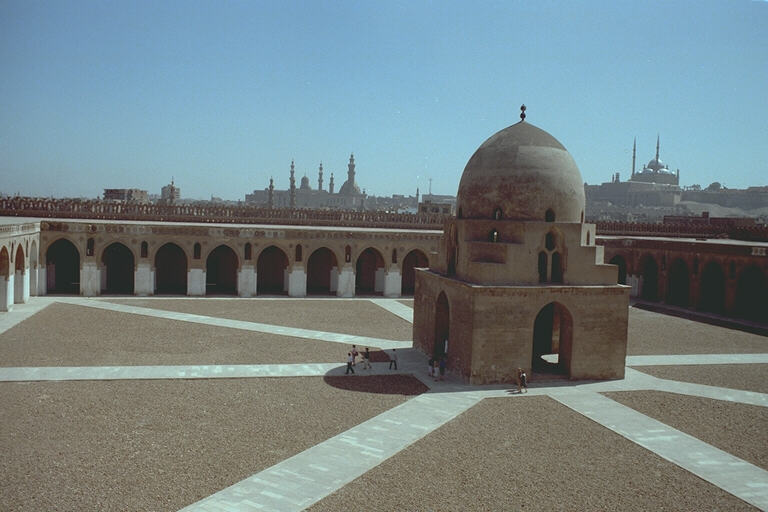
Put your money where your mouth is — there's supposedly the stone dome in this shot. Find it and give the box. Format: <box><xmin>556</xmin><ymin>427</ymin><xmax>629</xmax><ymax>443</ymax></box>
<box><xmin>300</xmin><ymin>175</ymin><xmax>311</xmax><ymax>190</ymax></box>
<box><xmin>646</xmin><ymin>158</ymin><xmax>665</xmax><ymax>171</ymax></box>
<box><xmin>339</xmin><ymin>179</ymin><xmax>361</xmax><ymax>196</ymax></box>
<box><xmin>456</xmin><ymin>120</ymin><xmax>585</xmax><ymax>222</ymax></box>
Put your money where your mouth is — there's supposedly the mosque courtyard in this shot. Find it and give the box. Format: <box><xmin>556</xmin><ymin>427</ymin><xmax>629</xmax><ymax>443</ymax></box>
<box><xmin>0</xmin><ymin>296</ymin><xmax>766</xmax><ymax>511</ymax></box>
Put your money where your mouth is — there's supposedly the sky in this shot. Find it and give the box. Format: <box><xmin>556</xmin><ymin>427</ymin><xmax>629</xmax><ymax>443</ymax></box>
<box><xmin>1</xmin><ymin>0</ymin><xmax>767</xmax><ymax>200</ymax></box>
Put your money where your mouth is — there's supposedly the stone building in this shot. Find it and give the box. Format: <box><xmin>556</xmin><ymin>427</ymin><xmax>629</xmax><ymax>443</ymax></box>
<box><xmin>413</xmin><ymin>113</ymin><xmax>630</xmax><ymax>384</ymax></box>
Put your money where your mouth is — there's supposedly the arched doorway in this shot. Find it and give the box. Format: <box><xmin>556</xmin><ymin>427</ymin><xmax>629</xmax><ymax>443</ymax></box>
<box><xmin>609</xmin><ymin>255</ymin><xmax>627</xmax><ymax>285</ymax></box>
<box><xmin>532</xmin><ymin>302</ymin><xmax>573</xmax><ymax>376</ymax></box>
<box><xmin>0</xmin><ymin>247</ymin><xmax>9</xmax><ymax>310</ymax></box>
<box><xmin>46</xmin><ymin>239</ymin><xmax>80</xmax><ymax>294</ymax></box>
<box><xmin>734</xmin><ymin>266</ymin><xmax>767</xmax><ymax>322</ymax></box>
<box><xmin>307</xmin><ymin>247</ymin><xmax>337</xmax><ymax>295</ymax></box>
<box><xmin>102</xmin><ymin>243</ymin><xmax>134</xmax><ymax>294</ymax></box>
<box><xmin>14</xmin><ymin>244</ymin><xmax>25</xmax><ymax>303</ymax></box>
<box><xmin>698</xmin><ymin>261</ymin><xmax>725</xmax><ymax>314</ymax></box>
<box><xmin>434</xmin><ymin>292</ymin><xmax>449</xmax><ymax>358</ymax></box>
<box><xmin>206</xmin><ymin>245</ymin><xmax>238</xmax><ymax>295</ymax></box>
<box><xmin>257</xmin><ymin>246</ymin><xmax>288</xmax><ymax>295</ymax></box>
<box><xmin>155</xmin><ymin>243</ymin><xmax>187</xmax><ymax>295</ymax></box>
<box><xmin>640</xmin><ymin>255</ymin><xmax>659</xmax><ymax>301</ymax></box>
<box><xmin>29</xmin><ymin>240</ymin><xmax>38</xmax><ymax>296</ymax></box>
<box><xmin>355</xmin><ymin>247</ymin><xmax>384</xmax><ymax>295</ymax></box>
<box><xmin>401</xmin><ymin>249</ymin><xmax>428</xmax><ymax>295</ymax></box>
<box><xmin>667</xmin><ymin>258</ymin><xmax>690</xmax><ymax>307</ymax></box>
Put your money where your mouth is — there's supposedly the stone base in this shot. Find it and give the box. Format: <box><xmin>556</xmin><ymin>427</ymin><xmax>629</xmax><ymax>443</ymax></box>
<box><xmin>413</xmin><ymin>269</ymin><xmax>630</xmax><ymax>385</ymax></box>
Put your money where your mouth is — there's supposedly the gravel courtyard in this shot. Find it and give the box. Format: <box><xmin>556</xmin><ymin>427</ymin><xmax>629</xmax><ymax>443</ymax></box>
<box><xmin>0</xmin><ymin>297</ymin><xmax>765</xmax><ymax>511</ymax></box>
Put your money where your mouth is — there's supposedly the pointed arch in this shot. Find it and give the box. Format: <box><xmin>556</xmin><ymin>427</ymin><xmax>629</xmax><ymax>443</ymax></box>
<box><xmin>101</xmin><ymin>242</ymin><xmax>135</xmax><ymax>294</ymax></box>
<box><xmin>401</xmin><ymin>249</ymin><xmax>429</xmax><ymax>295</ymax></box>
<box><xmin>667</xmin><ymin>258</ymin><xmax>690</xmax><ymax>307</ymax></box>
<box><xmin>609</xmin><ymin>255</ymin><xmax>627</xmax><ymax>285</ymax></box>
<box><xmin>640</xmin><ymin>254</ymin><xmax>659</xmax><ymax>301</ymax></box>
<box><xmin>355</xmin><ymin>247</ymin><xmax>385</xmax><ymax>295</ymax></box>
<box><xmin>46</xmin><ymin>238</ymin><xmax>80</xmax><ymax>294</ymax></box>
<box><xmin>257</xmin><ymin>245</ymin><xmax>289</xmax><ymax>295</ymax></box>
<box><xmin>206</xmin><ymin>244</ymin><xmax>238</xmax><ymax>295</ymax></box>
<box><xmin>698</xmin><ymin>261</ymin><xmax>725</xmax><ymax>314</ymax></box>
<box><xmin>155</xmin><ymin>243</ymin><xmax>187</xmax><ymax>295</ymax></box>
<box><xmin>734</xmin><ymin>265</ymin><xmax>767</xmax><ymax>322</ymax></box>
<box><xmin>532</xmin><ymin>302</ymin><xmax>573</xmax><ymax>377</ymax></box>
<box><xmin>307</xmin><ymin>247</ymin><xmax>338</xmax><ymax>295</ymax></box>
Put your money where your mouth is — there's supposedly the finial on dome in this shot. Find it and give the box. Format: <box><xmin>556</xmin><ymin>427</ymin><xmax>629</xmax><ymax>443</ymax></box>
<box><xmin>520</xmin><ymin>104</ymin><xmax>526</xmax><ymax>121</ymax></box>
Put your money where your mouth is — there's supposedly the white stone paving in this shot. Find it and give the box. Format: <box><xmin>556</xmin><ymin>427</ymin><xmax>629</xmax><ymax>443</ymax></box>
<box><xmin>552</xmin><ymin>391</ymin><xmax>768</xmax><ymax>511</ymax></box>
<box><xmin>180</xmin><ymin>391</ymin><xmax>485</xmax><ymax>512</ymax></box>
<box><xmin>2</xmin><ymin>296</ymin><xmax>767</xmax><ymax>510</ymax></box>
<box><xmin>56</xmin><ymin>297</ymin><xmax>412</xmax><ymax>349</ymax></box>
<box><xmin>627</xmin><ymin>353</ymin><xmax>768</xmax><ymax>366</ymax></box>
<box><xmin>368</xmin><ymin>298</ymin><xmax>414</xmax><ymax>323</ymax></box>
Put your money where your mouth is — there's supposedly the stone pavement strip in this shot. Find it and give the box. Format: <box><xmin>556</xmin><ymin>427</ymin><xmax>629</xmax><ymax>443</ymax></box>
<box><xmin>552</xmin><ymin>391</ymin><xmax>768</xmax><ymax>511</ymax></box>
<box><xmin>368</xmin><ymin>298</ymin><xmax>414</xmax><ymax>323</ymax></box>
<box><xmin>179</xmin><ymin>391</ymin><xmax>484</xmax><ymax>512</ymax></box>
<box><xmin>627</xmin><ymin>354</ymin><xmax>768</xmax><ymax>366</ymax></box>
<box><xmin>57</xmin><ymin>297</ymin><xmax>412</xmax><ymax>349</ymax></box>
<box><xmin>0</xmin><ymin>297</ymin><xmax>52</xmax><ymax>335</ymax></box>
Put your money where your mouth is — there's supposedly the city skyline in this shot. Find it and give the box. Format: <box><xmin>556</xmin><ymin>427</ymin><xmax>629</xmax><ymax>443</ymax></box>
<box><xmin>2</xmin><ymin>1</ymin><xmax>767</xmax><ymax>199</ymax></box>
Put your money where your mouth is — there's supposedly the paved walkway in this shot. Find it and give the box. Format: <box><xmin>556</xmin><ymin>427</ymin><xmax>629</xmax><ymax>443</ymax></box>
<box><xmin>1</xmin><ymin>296</ymin><xmax>767</xmax><ymax>511</ymax></box>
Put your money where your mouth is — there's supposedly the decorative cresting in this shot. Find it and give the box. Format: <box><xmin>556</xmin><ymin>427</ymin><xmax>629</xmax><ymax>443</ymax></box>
<box><xmin>456</xmin><ymin>114</ymin><xmax>585</xmax><ymax>222</ymax></box>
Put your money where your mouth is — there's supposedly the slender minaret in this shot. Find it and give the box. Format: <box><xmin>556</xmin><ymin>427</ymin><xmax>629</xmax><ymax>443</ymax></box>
<box><xmin>268</xmin><ymin>177</ymin><xmax>274</xmax><ymax>208</ymax></box>
<box><xmin>631</xmin><ymin>137</ymin><xmax>636</xmax><ymax>178</ymax></box>
<box><xmin>329</xmin><ymin>173</ymin><xmax>335</xmax><ymax>194</ymax></box>
<box><xmin>655</xmin><ymin>134</ymin><xmax>660</xmax><ymax>169</ymax></box>
<box><xmin>347</xmin><ymin>153</ymin><xmax>356</xmax><ymax>188</ymax></box>
<box><xmin>318</xmin><ymin>162</ymin><xmax>324</xmax><ymax>191</ymax></box>
<box><xmin>289</xmin><ymin>160</ymin><xmax>296</xmax><ymax>208</ymax></box>
<box><xmin>416</xmin><ymin>187</ymin><xmax>420</xmax><ymax>204</ymax></box>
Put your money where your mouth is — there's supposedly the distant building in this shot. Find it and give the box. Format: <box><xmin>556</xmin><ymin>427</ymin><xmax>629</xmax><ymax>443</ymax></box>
<box><xmin>418</xmin><ymin>194</ymin><xmax>455</xmax><ymax>215</ymax></box>
<box><xmin>585</xmin><ymin>136</ymin><xmax>681</xmax><ymax>209</ymax></box>
<box><xmin>246</xmin><ymin>154</ymin><xmax>366</xmax><ymax>210</ymax></box>
<box><xmin>160</xmin><ymin>180</ymin><xmax>180</xmax><ymax>204</ymax></box>
<box><xmin>103</xmin><ymin>188</ymin><xmax>149</xmax><ymax>203</ymax></box>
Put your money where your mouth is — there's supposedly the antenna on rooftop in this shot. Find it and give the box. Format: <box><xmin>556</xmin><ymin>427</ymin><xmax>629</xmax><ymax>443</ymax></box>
<box><xmin>428</xmin><ymin>178</ymin><xmax>433</xmax><ymax>195</ymax></box>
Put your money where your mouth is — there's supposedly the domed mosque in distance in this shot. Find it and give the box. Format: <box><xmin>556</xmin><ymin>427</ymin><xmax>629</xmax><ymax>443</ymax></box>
<box><xmin>413</xmin><ymin>106</ymin><xmax>630</xmax><ymax>384</ymax></box>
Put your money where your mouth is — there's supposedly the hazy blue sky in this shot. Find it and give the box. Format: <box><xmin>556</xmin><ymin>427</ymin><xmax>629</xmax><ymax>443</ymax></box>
<box><xmin>1</xmin><ymin>0</ymin><xmax>766</xmax><ymax>199</ymax></box>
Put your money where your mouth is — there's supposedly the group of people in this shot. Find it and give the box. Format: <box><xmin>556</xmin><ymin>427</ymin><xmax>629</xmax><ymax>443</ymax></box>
<box><xmin>345</xmin><ymin>345</ymin><xmax>372</xmax><ymax>374</ymax></box>
<box><xmin>428</xmin><ymin>355</ymin><xmax>447</xmax><ymax>381</ymax></box>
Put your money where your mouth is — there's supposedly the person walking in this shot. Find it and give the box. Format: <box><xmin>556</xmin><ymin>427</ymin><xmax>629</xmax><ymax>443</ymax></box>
<box><xmin>345</xmin><ymin>352</ymin><xmax>355</xmax><ymax>374</ymax></box>
<box><xmin>428</xmin><ymin>356</ymin><xmax>435</xmax><ymax>377</ymax></box>
<box><xmin>351</xmin><ymin>345</ymin><xmax>359</xmax><ymax>366</ymax></box>
<box><xmin>363</xmin><ymin>347</ymin><xmax>371</xmax><ymax>369</ymax></box>
<box><xmin>389</xmin><ymin>348</ymin><xmax>398</xmax><ymax>370</ymax></box>
<box><xmin>439</xmin><ymin>356</ymin><xmax>447</xmax><ymax>381</ymax></box>
<box><xmin>517</xmin><ymin>368</ymin><xmax>528</xmax><ymax>393</ymax></box>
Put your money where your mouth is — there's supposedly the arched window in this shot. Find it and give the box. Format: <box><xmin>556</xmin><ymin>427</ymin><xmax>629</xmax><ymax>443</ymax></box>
<box><xmin>545</xmin><ymin>209</ymin><xmax>555</xmax><ymax>222</ymax></box>
<box><xmin>244</xmin><ymin>243</ymin><xmax>252</xmax><ymax>260</ymax></box>
<box><xmin>493</xmin><ymin>208</ymin><xmax>502</xmax><ymax>220</ymax></box>
<box><xmin>538</xmin><ymin>252</ymin><xmax>548</xmax><ymax>283</ymax></box>
<box><xmin>551</xmin><ymin>252</ymin><xmax>563</xmax><ymax>283</ymax></box>
<box><xmin>391</xmin><ymin>248</ymin><xmax>397</xmax><ymax>264</ymax></box>
<box><xmin>586</xmin><ymin>231</ymin><xmax>590</xmax><ymax>245</ymax></box>
<box><xmin>545</xmin><ymin>232</ymin><xmax>555</xmax><ymax>251</ymax></box>
<box><xmin>86</xmin><ymin>238</ymin><xmax>95</xmax><ymax>257</ymax></box>
<box><xmin>140</xmin><ymin>241</ymin><xmax>148</xmax><ymax>258</ymax></box>
<box><xmin>194</xmin><ymin>243</ymin><xmax>201</xmax><ymax>259</ymax></box>
<box><xmin>580</xmin><ymin>211</ymin><xmax>584</xmax><ymax>222</ymax></box>
<box><xmin>489</xmin><ymin>229</ymin><xmax>499</xmax><ymax>242</ymax></box>
<box><xmin>345</xmin><ymin>245</ymin><xmax>351</xmax><ymax>263</ymax></box>
<box><xmin>295</xmin><ymin>245</ymin><xmax>303</xmax><ymax>262</ymax></box>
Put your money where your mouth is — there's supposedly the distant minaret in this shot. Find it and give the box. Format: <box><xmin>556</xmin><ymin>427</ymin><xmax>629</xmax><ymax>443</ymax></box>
<box><xmin>416</xmin><ymin>187</ymin><xmax>420</xmax><ymax>204</ymax></box>
<box><xmin>347</xmin><ymin>153</ymin><xmax>356</xmax><ymax>188</ymax></box>
<box><xmin>289</xmin><ymin>160</ymin><xmax>296</xmax><ymax>208</ymax></box>
<box><xmin>631</xmin><ymin>137</ymin><xmax>636</xmax><ymax>178</ymax></box>
<box><xmin>318</xmin><ymin>162</ymin><xmax>324</xmax><ymax>191</ymax></box>
<box><xmin>655</xmin><ymin>134</ymin><xmax>660</xmax><ymax>170</ymax></box>
<box><xmin>268</xmin><ymin>177</ymin><xmax>274</xmax><ymax>209</ymax></box>
<box><xmin>329</xmin><ymin>173</ymin><xmax>335</xmax><ymax>194</ymax></box>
